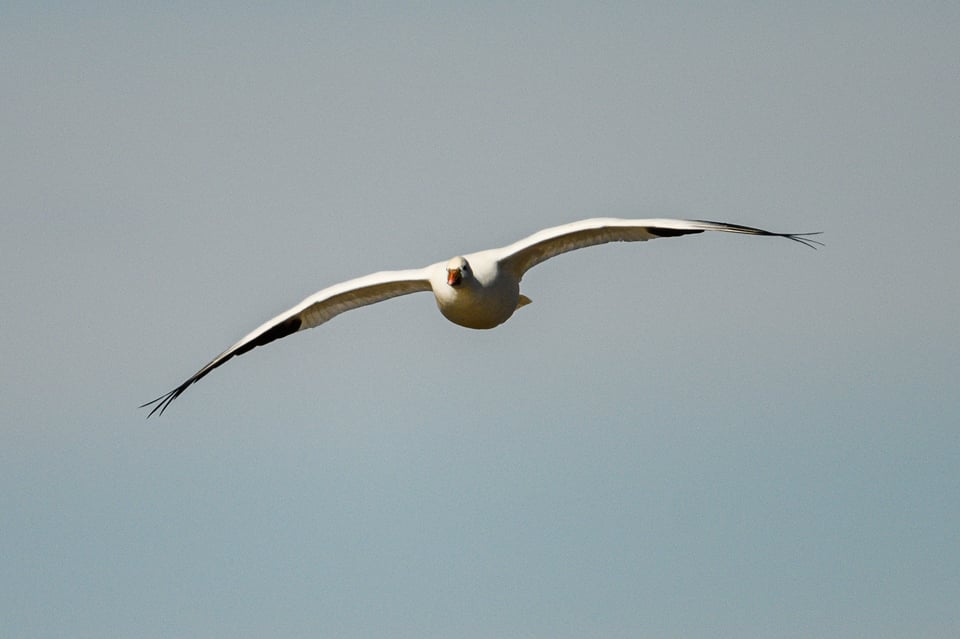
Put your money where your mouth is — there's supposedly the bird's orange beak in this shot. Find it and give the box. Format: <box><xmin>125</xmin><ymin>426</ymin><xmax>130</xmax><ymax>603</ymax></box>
<box><xmin>447</xmin><ymin>268</ymin><xmax>462</xmax><ymax>286</ymax></box>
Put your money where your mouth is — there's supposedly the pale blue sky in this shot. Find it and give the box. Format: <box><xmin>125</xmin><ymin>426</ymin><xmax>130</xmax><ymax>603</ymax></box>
<box><xmin>2</xmin><ymin>3</ymin><xmax>958</xmax><ymax>638</ymax></box>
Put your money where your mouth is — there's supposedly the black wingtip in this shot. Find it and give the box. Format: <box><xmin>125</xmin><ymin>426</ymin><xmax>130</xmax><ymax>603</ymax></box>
<box><xmin>783</xmin><ymin>232</ymin><xmax>824</xmax><ymax>250</ymax></box>
<box><xmin>690</xmin><ymin>220</ymin><xmax>824</xmax><ymax>250</ymax></box>
<box><xmin>139</xmin><ymin>315</ymin><xmax>304</xmax><ymax>418</ymax></box>
<box><xmin>140</xmin><ymin>363</ymin><xmax>219</xmax><ymax>418</ymax></box>
<box><xmin>140</xmin><ymin>383</ymin><xmax>190</xmax><ymax>418</ymax></box>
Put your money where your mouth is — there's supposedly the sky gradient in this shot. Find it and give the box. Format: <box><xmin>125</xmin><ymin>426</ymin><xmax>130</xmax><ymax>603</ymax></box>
<box><xmin>2</xmin><ymin>3</ymin><xmax>958</xmax><ymax>638</ymax></box>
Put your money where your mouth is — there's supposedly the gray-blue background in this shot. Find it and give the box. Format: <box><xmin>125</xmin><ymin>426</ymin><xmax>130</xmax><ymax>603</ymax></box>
<box><xmin>3</xmin><ymin>3</ymin><xmax>957</xmax><ymax>637</ymax></box>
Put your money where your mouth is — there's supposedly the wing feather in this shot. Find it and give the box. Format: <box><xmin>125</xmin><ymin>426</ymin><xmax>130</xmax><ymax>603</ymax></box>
<box><xmin>498</xmin><ymin>217</ymin><xmax>822</xmax><ymax>276</ymax></box>
<box><xmin>141</xmin><ymin>268</ymin><xmax>432</xmax><ymax>417</ymax></box>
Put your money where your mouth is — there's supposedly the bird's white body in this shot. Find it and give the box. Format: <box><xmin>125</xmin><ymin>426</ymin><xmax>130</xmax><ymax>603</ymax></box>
<box><xmin>432</xmin><ymin>251</ymin><xmax>524</xmax><ymax>329</ymax></box>
<box><xmin>143</xmin><ymin>217</ymin><xmax>820</xmax><ymax>416</ymax></box>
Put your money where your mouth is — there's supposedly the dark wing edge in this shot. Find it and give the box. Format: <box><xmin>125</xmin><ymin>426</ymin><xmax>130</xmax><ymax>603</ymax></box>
<box><xmin>501</xmin><ymin>217</ymin><xmax>822</xmax><ymax>278</ymax></box>
<box><xmin>139</xmin><ymin>314</ymin><xmax>303</xmax><ymax>418</ymax></box>
<box><xmin>139</xmin><ymin>268</ymin><xmax>433</xmax><ymax>418</ymax></box>
<box><xmin>685</xmin><ymin>219</ymin><xmax>824</xmax><ymax>249</ymax></box>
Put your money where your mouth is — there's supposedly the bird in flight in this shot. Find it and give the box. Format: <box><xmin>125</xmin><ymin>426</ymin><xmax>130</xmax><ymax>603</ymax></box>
<box><xmin>142</xmin><ymin>217</ymin><xmax>821</xmax><ymax>416</ymax></box>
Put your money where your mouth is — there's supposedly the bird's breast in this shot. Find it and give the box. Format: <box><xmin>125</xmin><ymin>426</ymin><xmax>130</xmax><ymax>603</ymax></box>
<box><xmin>432</xmin><ymin>279</ymin><xmax>520</xmax><ymax>330</ymax></box>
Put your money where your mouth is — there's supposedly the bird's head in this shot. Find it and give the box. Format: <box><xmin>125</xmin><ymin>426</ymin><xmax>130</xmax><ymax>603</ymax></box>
<box><xmin>446</xmin><ymin>256</ymin><xmax>471</xmax><ymax>287</ymax></box>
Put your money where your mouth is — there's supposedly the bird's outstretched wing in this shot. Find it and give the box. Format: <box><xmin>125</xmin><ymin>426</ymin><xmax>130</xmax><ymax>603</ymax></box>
<box><xmin>141</xmin><ymin>268</ymin><xmax>433</xmax><ymax>417</ymax></box>
<box><xmin>497</xmin><ymin>218</ymin><xmax>822</xmax><ymax>277</ymax></box>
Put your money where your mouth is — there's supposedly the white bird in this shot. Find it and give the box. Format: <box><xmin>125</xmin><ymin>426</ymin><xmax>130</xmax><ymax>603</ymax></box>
<box><xmin>142</xmin><ymin>218</ymin><xmax>821</xmax><ymax>416</ymax></box>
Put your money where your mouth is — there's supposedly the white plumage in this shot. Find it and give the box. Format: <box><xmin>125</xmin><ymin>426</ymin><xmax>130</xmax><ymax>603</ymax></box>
<box><xmin>142</xmin><ymin>217</ymin><xmax>820</xmax><ymax>416</ymax></box>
